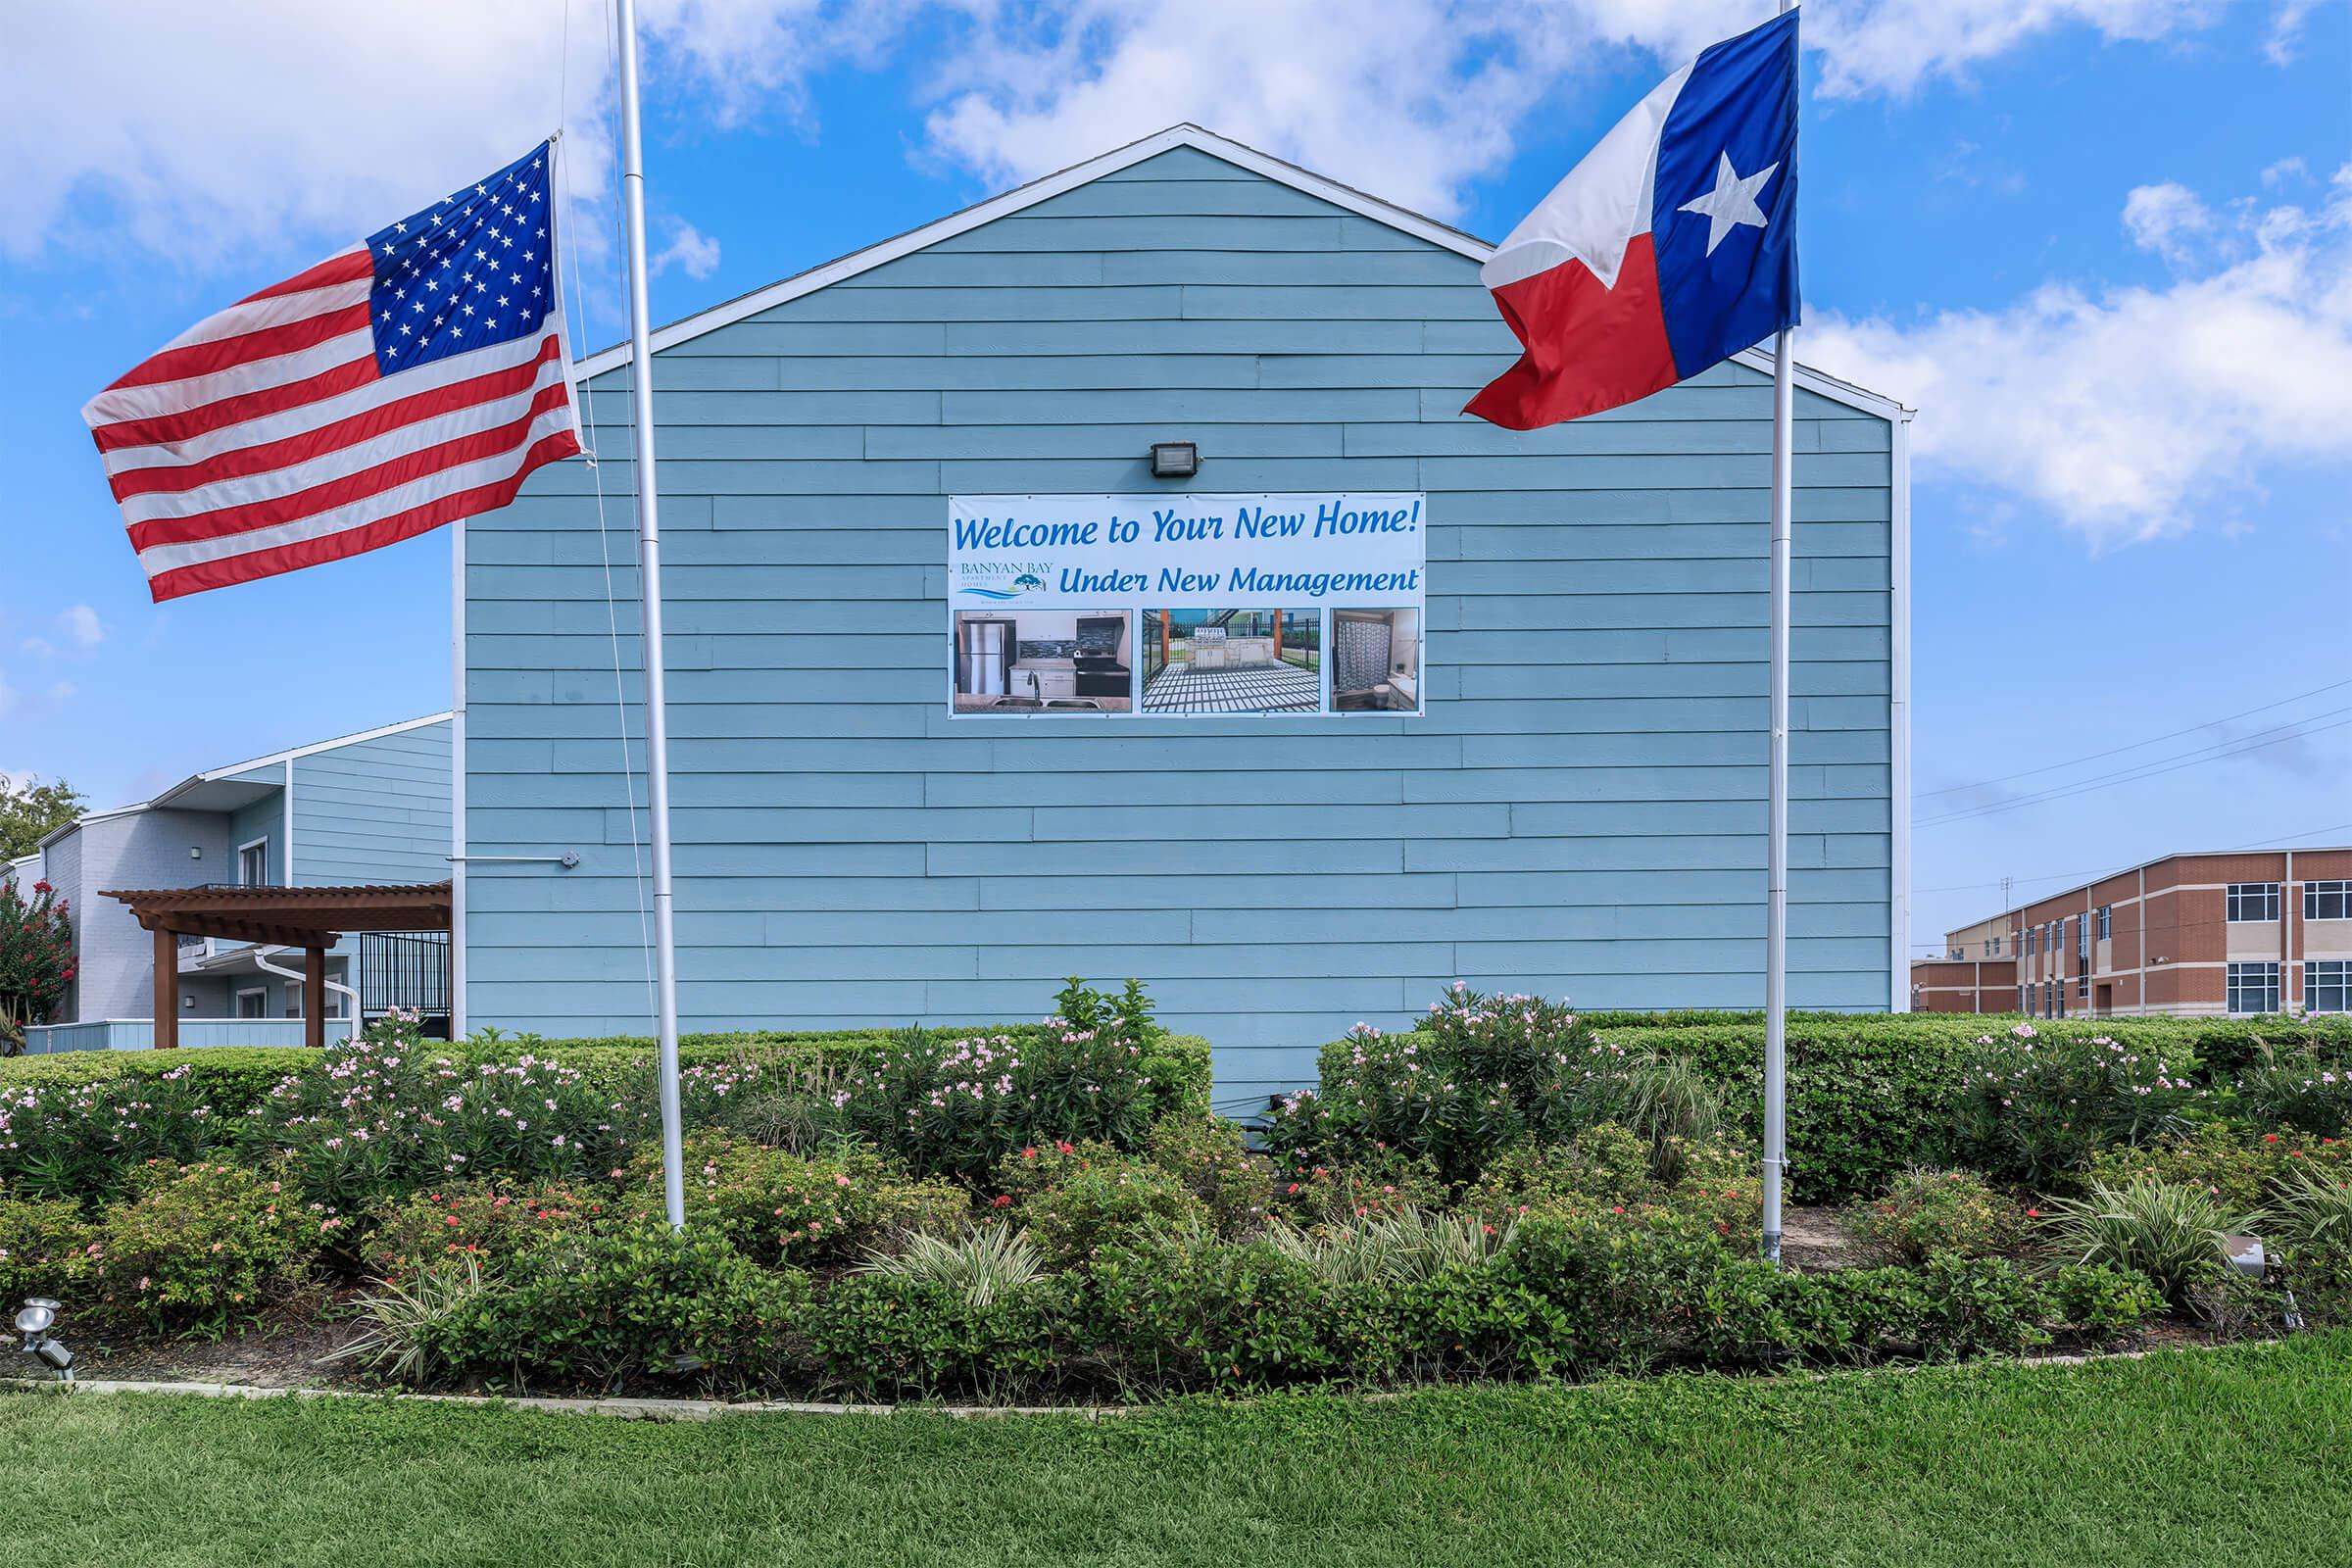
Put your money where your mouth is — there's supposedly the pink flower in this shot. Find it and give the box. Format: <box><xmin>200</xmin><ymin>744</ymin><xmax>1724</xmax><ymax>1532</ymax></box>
<box><xmin>833</xmin><ymin>1173</ymin><xmax>851</xmax><ymax>1188</ymax></box>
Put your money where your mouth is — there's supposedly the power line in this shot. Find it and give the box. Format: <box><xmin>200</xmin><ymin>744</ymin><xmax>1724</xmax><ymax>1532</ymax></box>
<box><xmin>1919</xmin><ymin>710</ymin><xmax>2352</xmax><ymax>829</ymax></box>
<box><xmin>1913</xmin><ymin>676</ymin><xmax>2352</xmax><ymax>801</ymax></box>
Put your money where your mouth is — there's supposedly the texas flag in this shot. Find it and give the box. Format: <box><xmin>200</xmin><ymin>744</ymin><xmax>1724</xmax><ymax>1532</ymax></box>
<box><xmin>1466</xmin><ymin>11</ymin><xmax>1799</xmax><ymax>430</ymax></box>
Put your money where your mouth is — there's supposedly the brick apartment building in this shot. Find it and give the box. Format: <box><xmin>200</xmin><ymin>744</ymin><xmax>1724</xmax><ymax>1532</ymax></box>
<box><xmin>1910</xmin><ymin>847</ymin><xmax>2352</xmax><ymax>1017</ymax></box>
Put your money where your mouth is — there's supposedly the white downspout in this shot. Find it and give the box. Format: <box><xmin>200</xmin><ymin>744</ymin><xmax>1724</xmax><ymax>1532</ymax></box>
<box><xmin>252</xmin><ymin>947</ymin><xmax>361</xmax><ymax>1045</ymax></box>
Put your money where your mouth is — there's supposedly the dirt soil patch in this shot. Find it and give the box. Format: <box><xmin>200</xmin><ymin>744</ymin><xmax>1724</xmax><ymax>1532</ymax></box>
<box><xmin>69</xmin><ymin>1300</ymin><xmax>371</xmax><ymax>1390</ymax></box>
<box><xmin>1778</xmin><ymin>1204</ymin><xmax>1877</xmax><ymax>1272</ymax></box>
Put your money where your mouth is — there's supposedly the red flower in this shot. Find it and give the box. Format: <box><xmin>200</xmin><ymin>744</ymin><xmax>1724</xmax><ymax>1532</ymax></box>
<box><xmin>2265</xmin><ymin>1133</ymin><xmax>2280</xmax><ymax>1144</ymax></box>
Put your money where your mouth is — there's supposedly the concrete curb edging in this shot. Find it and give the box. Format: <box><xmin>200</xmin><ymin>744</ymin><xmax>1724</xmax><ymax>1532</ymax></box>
<box><xmin>0</xmin><ymin>1340</ymin><xmax>2267</xmax><ymax>1423</ymax></box>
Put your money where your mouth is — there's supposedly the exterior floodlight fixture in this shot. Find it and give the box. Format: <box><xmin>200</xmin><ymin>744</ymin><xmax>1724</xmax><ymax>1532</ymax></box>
<box><xmin>1149</xmin><ymin>440</ymin><xmax>1199</xmax><ymax>479</ymax></box>
<box><xmin>15</xmin><ymin>1298</ymin><xmax>72</xmax><ymax>1380</ymax></box>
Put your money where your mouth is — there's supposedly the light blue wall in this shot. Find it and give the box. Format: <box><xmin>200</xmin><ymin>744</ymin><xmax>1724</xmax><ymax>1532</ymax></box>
<box><xmin>289</xmin><ymin>722</ymin><xmax>452</xmax><ymax>886</ymax></box>
<box><xmin>466</xmin><ymin>145</ymin><xmax>1897</xmax><ymax>1108</ymax></box>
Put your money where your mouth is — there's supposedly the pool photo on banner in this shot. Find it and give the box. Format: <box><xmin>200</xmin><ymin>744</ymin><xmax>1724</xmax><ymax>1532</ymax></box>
<box><xmin>1141</xmin><ymin>610</ymin><xmax>1320</xmax><ymax>713</ymax></box>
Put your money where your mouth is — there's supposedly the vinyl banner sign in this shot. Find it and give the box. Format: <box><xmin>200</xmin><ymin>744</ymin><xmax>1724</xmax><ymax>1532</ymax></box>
<box><xmin>948</xmin><ymin>493</ymin><xmax>1427</xmax><ymax>719</ymax></box>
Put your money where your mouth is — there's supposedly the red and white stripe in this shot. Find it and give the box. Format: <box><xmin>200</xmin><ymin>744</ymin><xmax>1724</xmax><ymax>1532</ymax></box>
<box><xmin>84</xmin><ymin>248</ymin><xmax>581</xmax><ymax>602</ymax></box>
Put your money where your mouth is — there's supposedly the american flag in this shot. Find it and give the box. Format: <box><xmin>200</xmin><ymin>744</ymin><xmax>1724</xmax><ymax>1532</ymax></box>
<box><xmin>84</xmin><ymin>141</ymin><xmax>581</xmax><ymax>602</ymax></box>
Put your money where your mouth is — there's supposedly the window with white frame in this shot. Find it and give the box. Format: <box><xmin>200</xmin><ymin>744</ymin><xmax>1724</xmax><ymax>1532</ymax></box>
<box><xmin>236</xmin><ymin>837</ymin><xmax>270</xmax><ymax>887</ymax></box>
<box><xmin>2097</xmin><ymin>906</ymin><xmax>2112</xmax><ymax>941</ymax></box>
<box><xmin>2079</xmin><ymin>917</ymin><xmax>2089</xmax><ymax>961</ymax></box>
<box><xmin>2306</xmin><ymin>881</ymin><xmax>2352</xmax><ymax>922</ymax></box>
<box><xmin>235</xmin><ymin>988</ymin><xmax>268</xmax><ymax>1020</ymax></box>
<box><xmin>2227</xmin><ymin>961</ymin><xmax>2280</xmax><ymax>1014</ymax></box>
<box><xmin>2227</xmin><ymin>883</ymin><xmax>2279</xmax><ymax>923</ymax></box>
<box><xmin>2310</xmin><ymin>961</ymin><xmax>2352</xmax><ymax>1014</ymax></box>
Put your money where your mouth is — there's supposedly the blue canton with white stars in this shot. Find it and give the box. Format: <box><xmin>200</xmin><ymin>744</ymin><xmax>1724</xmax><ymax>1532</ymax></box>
<box><xmin>367</xmin><ymin>142</ymin><xmax>558</xmax><ymax>378</ymax></box>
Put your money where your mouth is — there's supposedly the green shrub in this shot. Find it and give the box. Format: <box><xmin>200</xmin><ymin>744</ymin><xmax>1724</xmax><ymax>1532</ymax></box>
<box><xmin>84</xmin><ymin>1161</ymin><xmax>316</xmax><ymax>1337</ymax></box>
<box><xmin>2034</xmin><ymin>1179</ymin><xmax>2248</xmax><ymax>1306</ymax></box>
<box><xmin>1271</xmin><ymin>1149</ymin><xmax>1450</xmax><ymax>1225</ymax></box>
<box><xmin>1144</xmin><ymin>1114</ymin><xmax>1270</xmax><ymax>1236</ymax></box>
<box><xmin>359</xmin><ymin>1181</ymin><xmax>611</xmax><ymax>1283</ymax></box>
<box><xmin>0</xmin><ymin>1046</ymin><xmax>316</xmax><ymax>1112</ymax></box>
<box><xmin>1950</xmin><ymin>1030</ymin><xmax>2199</xmax><ymax>1189</ymax></box>
<box><xmin>0</xmin><ymin>1192</ymin><xmax>96</xmax><ymax>1306</ymax></box>
<box><xmin>1460</xmin><ymin>1123</ymin><xmax>1657</xmax><ymax>1218</ymax></box>
<box><xmin>1907</xmin><ymin>1253</ymin><xmax>2052</xmax><ymax>1359</ymax></box>
<box><xmin>2085</xmin><ymin>1121</ymin><xmax>2300</xmax><ymax>1212</ymax></box>
<box><xmin>0</xmin><ymin>1066</ymin><xmax>234</xmax><ymax>1204</ymax></box>
<box><xmin>1851</xmin><ymin>1168</ymin><xmax>2023</xmax><ymax>1264</ymax></box>
<box><xmin>1264</xmin><ymin>1206</ymin><xmax>1513</xmax><ymax>1288</ymax></box>
<box><xmin>425</xmin><ymin>1222</ymin><xmax>807</xmax><ymax>1393</ymax></box>
<box><xmin>803</xmin><ymin>1273</ymin><xmax>1071</xmax><ymax>1401</ymax></box>
<box><xmin>638</xmin><ymin>1132</ymin><xmax>967</xmax><ymax>1268</ymax></box>
<box><xmin>1081</xmin><ymin>1234</ymin><xmax>1336</xmax><ymax>1391</ymax></box>
<box><xmin>998</xmin><ymin>1142</ymin><xmax>1207</xmax><ymax>1267</ymax></box>
<box><xmin>2045</xmin><ymin>1262</ymin><xmax>2166</xmax><ymax>1346</ymax></box>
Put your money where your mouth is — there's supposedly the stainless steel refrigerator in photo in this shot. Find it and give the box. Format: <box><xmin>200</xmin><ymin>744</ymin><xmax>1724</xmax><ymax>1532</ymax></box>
<box><xmin>956</xmin><ymin>617</ymin><xmax>1015</xmax><ymax>695</ymax></box>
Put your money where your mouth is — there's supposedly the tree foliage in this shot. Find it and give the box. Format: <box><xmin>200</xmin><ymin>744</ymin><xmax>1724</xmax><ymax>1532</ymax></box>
<box><xmin>0</xmin><ymin>774</ymin><xmax>82</xmax><ymax>860</ymax></box>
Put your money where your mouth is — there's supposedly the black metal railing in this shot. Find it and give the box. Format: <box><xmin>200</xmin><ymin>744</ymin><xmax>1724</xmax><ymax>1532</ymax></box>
<box><xmin>360</xmin><ymin>931</ymin><xmax>451</xmax><ymax>1021</ymax></box>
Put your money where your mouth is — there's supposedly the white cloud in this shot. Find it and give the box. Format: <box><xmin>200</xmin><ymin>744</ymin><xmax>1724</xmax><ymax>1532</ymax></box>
<box><xmin>1803</xmin><ymin>0</ymin><xmax>2230</xmax><ymax>99</ymax></box>
<box><xmin>2121</xmin><ymin>180</ymin><xmax>2211</xmax><ymax>263</ymax></box>
<box><xmin>19</xmin><ymin>638</ymin><xmax>56</xmax><ymax>662</ymax></box>
<box><xmin>57</xmin><ymin>605</ymin><xmax>102</xmax><ymax>651</ymax></box>
<box><xmin>2264</xmin><ymin>156</ymin><xmax>2309</xmax><ymax>188</ymax></box>
<box><xmin>2266</xmin><ymin>0</ymin><xmax>2320</xmax><ymax>64</ymax></box>
<box><xmin>1</xmin><ymin>2</ymin><xmax>615</xmax><ymax>264</ymax></box>
<box><xmin>651</xmin><ymin>219</ymin><xmax>723</xmax><ymax>281</ymax></box>
<box><xmin>1804</xmin><ymin>166</ymin><xmax>2352</xmax><ymax>547</ymax></box>
<box><xmin>6</xmin><ymin>1</ymin><xmax>2316</xmax><ymax>268</ymax></box>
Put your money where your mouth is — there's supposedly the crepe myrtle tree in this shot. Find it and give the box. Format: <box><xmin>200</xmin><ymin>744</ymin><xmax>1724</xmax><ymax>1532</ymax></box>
<box><xmin>0</xmin><ymin>878</ymin><xmax>74</xmax><ymax>1054</ymax></box>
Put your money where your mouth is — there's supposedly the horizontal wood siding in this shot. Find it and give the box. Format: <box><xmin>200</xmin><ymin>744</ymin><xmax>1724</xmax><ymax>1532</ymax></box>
<box><xmin>292</xmin><ymin>722</ymin><xmax>453</xmax><ymax>887</ymax></box>
<box><xmin>469</xmin><ymin>146</ymin><xmax>1895</xmax><ymax>1108</ymax></box>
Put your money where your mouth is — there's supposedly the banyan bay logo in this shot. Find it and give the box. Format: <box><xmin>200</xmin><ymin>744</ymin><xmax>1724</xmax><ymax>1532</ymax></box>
<box><xmin>956</xmin><ymin>561</ymin><xmax>1051</xmax><ymax>601</ymax></box>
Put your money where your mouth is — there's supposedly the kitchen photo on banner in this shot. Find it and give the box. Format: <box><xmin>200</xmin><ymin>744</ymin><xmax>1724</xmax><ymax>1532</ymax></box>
<box><xmin>953</xmin><ymin>610</ymin><xmax>1134</xmax><ymax>712</ymax></box>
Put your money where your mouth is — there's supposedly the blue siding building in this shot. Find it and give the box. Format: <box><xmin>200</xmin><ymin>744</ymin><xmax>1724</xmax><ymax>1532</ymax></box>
<box><xmin>462</xmin><ymin>126</ymin><xmax>1910</xmax><ymax>1108</ymax></box>
<box><xmin>12</xmin><ymin>715</ymin><xmax>451</xmax><ymax>1052</ymax></box>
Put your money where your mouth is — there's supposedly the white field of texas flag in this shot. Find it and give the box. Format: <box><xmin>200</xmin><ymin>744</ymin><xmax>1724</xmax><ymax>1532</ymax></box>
<box><xmin>83</xmin><ymin>142</ymin><xmax>581</xmax><ymax>602</ymax></box>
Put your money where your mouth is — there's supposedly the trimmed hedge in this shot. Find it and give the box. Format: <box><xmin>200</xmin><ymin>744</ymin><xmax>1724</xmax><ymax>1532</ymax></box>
<box><xmin>0</xmin><ymin>1027</ymin><xmax>1215</xmax><ymax>1127</ymax></box>
<box><xmin>1587</xmin><ymin>1015</ymin><xmax>2352</xmax><ymax>1200</ymax></box>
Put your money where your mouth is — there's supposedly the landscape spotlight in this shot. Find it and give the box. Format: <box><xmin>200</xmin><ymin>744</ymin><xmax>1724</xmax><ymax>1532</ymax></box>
<box><xmin>15</xmin><ymin>1298</ymin><xmax>73</xmax><ymax>1380</ymax></box>
<box><xmin>1149</xmin><ymin>440</ymin><xmax>1199</xmax><ymax>479</ymax></box>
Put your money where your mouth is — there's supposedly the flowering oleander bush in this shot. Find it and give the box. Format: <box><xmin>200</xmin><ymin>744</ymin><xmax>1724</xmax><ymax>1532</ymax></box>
<box><xmin>83</xmin><ymin>1160</ymin><xmax>317</xmax><ymax>1337</ymax></box>
<box><xmin>2237</xmin><ymin>1050</ymin><xmax>2352</xmax><ymax>1140</ymax></box>
<box><xmin>1851</xmin><ymin>1168</ymin><xmax>2023</xmax><ymax>1264</ymax></box>
<box><xmin>0</xmin><ymin>1066</ymin><xmax>231</xmax><ymax>1204</ymax></box>
<box><xmin>1262</xmin><ymin>985</ymin><xmax>1723</xmax><ymax>1186</ymax></box>
<box><xmin>832</xmin><ymin>1018</ymin><xmax>1173</xmax><ymax>1184</ymax></box>
<box><xmin>1949</xmin><ymin>1028</ymin><xmax>2202</xmax><ymax>1189</ymax></box>
<box><xmin>241</xmin><ymin>1015</ymin><xmax>765</xmax><ymax>1211</ymax></box>
<box><xmin>631</xmin><ymin>1131</ymin><xmax>968</xmax><ymax>1268</ymax></box>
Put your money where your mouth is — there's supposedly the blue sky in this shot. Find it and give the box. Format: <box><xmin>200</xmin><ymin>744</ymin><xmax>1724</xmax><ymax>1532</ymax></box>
<box><xmin>3</xmin><ymin>0</ymin><xmax>2347</xmax><ymax>953</ymax></box>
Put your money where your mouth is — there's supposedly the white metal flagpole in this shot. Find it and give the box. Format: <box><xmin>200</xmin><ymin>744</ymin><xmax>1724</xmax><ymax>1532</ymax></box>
<box><xmin>612</xmin><ymin>0</ymin><xmax>687</xmax><ymax>1232</ymax></box>
<box><xmin>1761</xmin><ymin>0</ymin><xmax>1795</xmax><ymax>1266</ymax></box>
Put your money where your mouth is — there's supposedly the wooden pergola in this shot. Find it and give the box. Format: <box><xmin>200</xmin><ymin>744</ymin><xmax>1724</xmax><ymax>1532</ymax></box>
<box><xmin>102</xmin><ymin>882</ymin><xmax>453</xmax><ymax>1050</ymax></box>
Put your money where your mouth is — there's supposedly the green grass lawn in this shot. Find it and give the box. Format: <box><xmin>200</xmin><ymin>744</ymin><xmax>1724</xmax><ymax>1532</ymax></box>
<box><xmin>6</xmin><ymin>1338</ymin><xmax>2347</xmax><ymax>1567</ymax></box>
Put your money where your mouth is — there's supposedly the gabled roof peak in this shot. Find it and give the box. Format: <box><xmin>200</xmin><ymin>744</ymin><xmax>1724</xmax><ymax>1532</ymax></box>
<box><xmin>572</xmin><ymin>123</ymin><xmax>1905</xmax><ymax>420</ymax></box>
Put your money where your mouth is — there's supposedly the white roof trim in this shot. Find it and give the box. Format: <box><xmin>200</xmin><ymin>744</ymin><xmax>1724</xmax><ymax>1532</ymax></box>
<box><xmin>570</xmin><ymin>123</ymin><xmax>1908</xmax><ymax>421</ymax></box>
<box><xmin>52</xmin><ymin>712</ymin><xmax>455</xmax><ymax>836</ymax></box>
